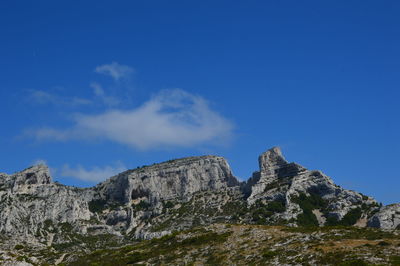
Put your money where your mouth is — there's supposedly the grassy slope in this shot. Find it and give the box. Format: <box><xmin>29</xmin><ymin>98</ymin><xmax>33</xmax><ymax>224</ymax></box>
<box><xmin>66</xmin><ymin>224</ymin><xmax>400</xmax><ymax>266</ymax></box>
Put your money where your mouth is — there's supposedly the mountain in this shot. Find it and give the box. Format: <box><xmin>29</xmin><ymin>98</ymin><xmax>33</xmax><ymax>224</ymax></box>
<box><xmin>0</xmin><ymin>147</ymin><xmax>399</xmax><ymax>265</ymax></box>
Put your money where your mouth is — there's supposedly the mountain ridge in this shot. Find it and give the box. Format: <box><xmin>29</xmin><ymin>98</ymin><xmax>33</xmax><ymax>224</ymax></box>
<box><xmin>0</xmin><ymin>147</ymin><xmax>399</xmax><ymax>264</ymax></box>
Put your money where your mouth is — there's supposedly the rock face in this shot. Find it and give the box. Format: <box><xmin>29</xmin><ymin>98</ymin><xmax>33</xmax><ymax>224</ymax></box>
<box><xmin>91</xmin><ymin>156</ymin><xmax>240</xmax><ymax>238</ymax></box>
<box><xmin>0</xmin><ymin>147</ymin><xmax>397</xmax><ymax>247</ymax></box>
<box><xmin>244</xmin><ymin>147</ymin><xmax>380</xmax><ymax>225</ymax></box>
<box><xmin>1</xmin><ymin>165</ymin><xmax>51</xmax><ymax>192</ymax></box>
<box><xmin>0</xmin><ymin>165</ymin><xmax>93</xmax><ymax>245</ymax></box>
<box><xmin>367</xmin><ymin>203</ymin><xmax>400</xmax><ymax>230</ymax></box>
<box><xmin>245</xmin><ymin>147</ymin><xmax>306</xmax><ymax>204</ymax></box>
<box><xmin>0</xmin><ymin>156</ymin><xmax>240</xmax><ymax>243</ymax></box>
<box><xmin>95</xmin><ymin>155</ymin><xmax>239</xmax><ymax>204</ymax></box>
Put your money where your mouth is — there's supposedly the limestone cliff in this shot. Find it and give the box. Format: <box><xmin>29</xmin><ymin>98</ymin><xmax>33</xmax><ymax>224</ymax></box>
<box><xmin>0</xmin><ymin>147</ymin><xmax>398</xmax><ymax>250</ymax></box>
<box><xmin>0</xmin><ymin>165</ymin><xmax>93</xmax><ymax>245</ymax></box>
<box><xmin>0</xmin><ymin>156</ymin><xmax>240</xmax><ymax>243</ymax></box>
<box><xmin>95</xmin><ymin>155</ymin><xmax>238</xmax><ymax>204</ymax></box>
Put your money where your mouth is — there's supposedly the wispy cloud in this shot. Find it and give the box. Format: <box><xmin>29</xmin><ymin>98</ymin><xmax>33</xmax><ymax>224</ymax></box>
<box><xmin>31</xmin><ymin>159</ymin><xmax>58</xmax><ymax>177</ymax></box>
<box><xmin>27</xmin><ymin>62</ymin><xmax>134</xmax><ymax>108</ymax></box>
<box><xmin>95</xmin><ymin>62</ymin><xmax>134</xmax><ymax>81</ymax></box>
<box><xmin>61</xmin><ymin>162</ymin><xmax>127</xmax><ymax>182</ymax></box>
<box><xmin>90</xmin><ymin>82</ymin><xmax>120</xmax><ymax>106</ymax></box>
<box><xmin>28</xmin><ymin>90</ymin><xmax>92</xmax><ymax>106</ymax></box>
<box><xmin>32</xmin><ymin>159</ymin><xmax>47</xmax><ymax>166</ymax></box>
<box><xmin>30</xmin><ymin>89</ymin><xmax>234</xmax><ymax>150</ymax></box>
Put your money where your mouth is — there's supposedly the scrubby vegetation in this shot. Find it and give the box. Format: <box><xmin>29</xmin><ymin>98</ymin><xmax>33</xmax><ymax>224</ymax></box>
<box><xmin>62</xmin><ymin>224</ymin><xmax>400</xmax><ymax>265</ymax></box>
<box><xmin>2</xmin><ymin>224</ymin><xmax>399</xmax><ymax>265</ymax></box>
<box><xmin>326</xmin><ymin>207</ymin><xmax>362</xmax><ymax>226</ymax></box>
<box><xmin>250</xmin><ymin>199</ymin><xmax>286</xmax><ymax>224</ymax></box>
<box><xmin>292</xmin><ymin>192</ymin><xmax>366</xmax><ymax>227</ymax></box>
<box><xmin>292</xmin><ymin>192</ymin><xmax>328</xmax><ymax>226</ymax></box>
<box><xmin>88</xmin><ymin>199</ymin><xmax>107</xmax><ymax>213</ymax></box>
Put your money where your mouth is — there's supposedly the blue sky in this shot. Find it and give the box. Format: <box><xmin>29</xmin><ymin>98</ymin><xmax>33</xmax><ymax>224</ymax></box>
<box><xmin>0</xmin><ymin>1</ymin><xmax>399</xmax><ymax>204</ymax></box>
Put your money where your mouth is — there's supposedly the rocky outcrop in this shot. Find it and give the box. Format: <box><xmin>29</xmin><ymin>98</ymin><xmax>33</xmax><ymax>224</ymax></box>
<box><xmin>368</xmin><ymin>203</ymin><xmax>400</xmax><ymax>230</ymax></box>
<box><xmin>0</xmin><ymin>156</ymin><xmax>240</xmax><ymax>244</ymax></box>
<box><xmin>0</xmin><ymin>165</ymin><xmax>94</xmax><ymax>245</ymax></box>
<box><xmin>92</xmin><ymin>155</ymin><xmax>240</xmax><ymax>236</ymax></box>
<box><xmin>0</xmin><ymin>165</ymin><xmax>51</xmax><ymax>192</ymax></box>
<box><xmin>95</xmin><ymin>155</ymin><xmax>239</xmax><ymax>204</ymax></box>
<box><xmin>245</xmin><ymin>147</ymin><xmax>306</xmax><ymax>204</ymax></box>
<box><xmin>0</xmin><ymin>147</ymin><xmax>397</xmax><ymax>248</ymax></box>
<box><xmin>244</xmin><ymin>147</ymin><xmax>379</xmax><ymax>225</ymax></box>
<box><xmin>13</xmin><ymin>164</ymin><xmax>51</xmax><ymax>186</ymax></box>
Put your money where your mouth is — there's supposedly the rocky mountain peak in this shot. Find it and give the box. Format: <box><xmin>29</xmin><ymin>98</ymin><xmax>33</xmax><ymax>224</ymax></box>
<box><xmin>257</xmin><ymin>147</ymin><xmax>305</xmax><ymax>184</ymax></box>
<box><xmin>12</xmin><ymin>164</ymin><xmax>52</xmax><ymax>187</ymax></box>
<box><xmin>258</xmin><ymin>146</ymin><xmax>287</xmax><ymax>171</ymax></box>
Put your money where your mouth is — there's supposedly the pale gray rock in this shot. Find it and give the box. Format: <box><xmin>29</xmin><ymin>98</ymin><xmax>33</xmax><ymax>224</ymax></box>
<box><xmin>0</xmin><ymin>147</ymin><xmax>396</xmax><ymax>247</ymax></box>
<box><xmin>0</xmin><ymin>155</ymin><xmax>240</xmax><ymax>243</ymax></box>
<box><xmin>368</xmin><ymin>203</ymin><xmax>400</xmax><ymax>230</ymax></box>
<box><xmin>92</xmin><ymin>155</ymin><xmax>239</xmax><ymax>236</ymax></box>
<box><xmin>246</xmin><ymin>147</ymin><xmax>306</xmax><ymax>204</ymax></box>
<box><xmin>245</xmin><ymin>147</ymin><xmax>379</xmax><ymax>224</ymax></box>
<box><xmin>0</xmin><ymin>165</ymin><xmax>94</xmax><ymax>245</ymax></box>
<box><xmin>95</xmin><ymin>155</ymin><xmax>239</xmax><ymax>204</ymax></box>
<box><xmin>12</xmin><ymin>164</ymin><xmax>51</xmax><ymax>187</ymax></box>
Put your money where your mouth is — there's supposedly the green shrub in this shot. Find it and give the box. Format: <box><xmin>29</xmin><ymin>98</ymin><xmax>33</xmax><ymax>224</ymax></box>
<box><xmin>293</xmin><ymin>192</ymin><xmax>328</xmax><ymax>212</ymax></box>
<box><xmin>59</xmin><ymin>222</ymin><xmax>73</xmax><ymax>232</ymax></box>
<box><xmin>250</xmin><ymin>200</ymin><xmax>286</xmax><ymax>224</ymax></box>
<box><xmin>135</xmin><ymin>200</ymin><xmax>151</xmax><ymax>210</ymax></box>
<box><xmin>126</xmin><ymin>251</ymin><xmax>150</xmax><ymax>264</ymax></box>
<box><xmin>325</xmin><ymin>208</ymin><xmax>362</xmax><ymax>226</ymax></box>
<box><xmin>206</xmin><ymin>253</ymin><xmax>226</xmax><ymax>265</ymax></box>
<box><xmin>292</xmin><ymin>192</ymin><xmax>330</xmax><ymax>227</ymax></box>
<box><xmin>262</xmin><ymin>250</ymin><xmax>278</xmax><ymax>260</ymax></box>
<box><xmin>390</xmin><ymin>255</ymin><xmax>400</xmax><ymax>265</ymax></box>
<box><xmin>325</xmin><ymin>215</ymin><xmax>340</xmax><ymax>226</ymax></box>
<box><xmin>266</xmin><ymin>201</ymin><xmax>286</xmax><ymax>213</ymax></box>
<box><xmin>297</xmin><ymin>209</ymin><xmax>319</xmax><ymax>227</ymax></box>
<box><xmin>340</xmin><ymin>208</ymin><xmax>362</xmax><ymax>226</ymax></box>
<box><xmin>317</xmin><ymin>251</ymin><xmax>346</xmax><ymax>265</ymax></box>
<box><xmin>339</xmin><ymin>259</ymin><xmax>368</xmax><ymax>266</ymax></box>
<box><xmin>88</xmin><ymin>199</ymin><xmax>107</xmax><ymax>213</ymax></box>
<box><xmin>164</xmin><ymin>201</ymin><xmax>174</xmax><ymax>209</ymax></box>
<box><xmin>14</xmin><ymin>244</ymin><xmax>24</xmax><ymax>250</ymax></box>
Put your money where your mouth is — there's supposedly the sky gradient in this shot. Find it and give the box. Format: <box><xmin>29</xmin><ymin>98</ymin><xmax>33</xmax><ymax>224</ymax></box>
<box><xmin>1</xmin><ymin>1</ymin><xmax>399</xmax><ymax>204</ymax></box>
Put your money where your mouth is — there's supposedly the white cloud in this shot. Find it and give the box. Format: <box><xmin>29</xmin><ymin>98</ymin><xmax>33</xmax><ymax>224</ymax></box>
<box><xmin>28</xmin><ymin>90</ymin><xmax>92</xmax><ymax>106</ymax></box>
<box><xmin>31</xmin><ymin>89</ymin><xmax>234</xmax><ymax>150</ymax></box>
<box><xmin>28</xmin><ymin>62</ymin><xmax>133</xmax><ymax>108</ymax></box>
<box><xmin>90</xmin><ymin>82</ymin><xmax>120</xmax><ymax>106</ymax></box>
<box><xmin>61</xmin><ymin>162</ymin><xmax>127</xmax><ymax>183</ymax></box>
<box><xmin>95</xmin><ymin>62</ymin><xmax>134</xmax><ymax>81</ymax></box>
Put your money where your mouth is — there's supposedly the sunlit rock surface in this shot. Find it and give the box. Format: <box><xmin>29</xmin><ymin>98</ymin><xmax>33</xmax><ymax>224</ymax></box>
<box><xmin>0</xmin><ymin>147</ymin><xmax>397</xmax><ymax>250</ymax></box>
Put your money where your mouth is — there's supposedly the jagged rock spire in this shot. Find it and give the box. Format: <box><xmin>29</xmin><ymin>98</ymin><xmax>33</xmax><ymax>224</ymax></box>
<box><xmin>258</xmin><ymin>147</ymin><xmax>287</xmax><ymax>170</ymax></box>
<box><xmin>258</xmin><ymin>147</ymin><xmax>288</xmax><ymax>180</ymax></box>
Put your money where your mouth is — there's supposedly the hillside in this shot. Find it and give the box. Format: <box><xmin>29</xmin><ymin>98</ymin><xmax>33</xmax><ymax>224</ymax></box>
<box><xmin>0</xmin><ymin>147</ymin><xmax>399</xmax><ymax>265</ymax></box>
<box><xmin>2</xmin><ymin>224</ymin><xmax>399</xmax><ymax>265</ymax></box>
